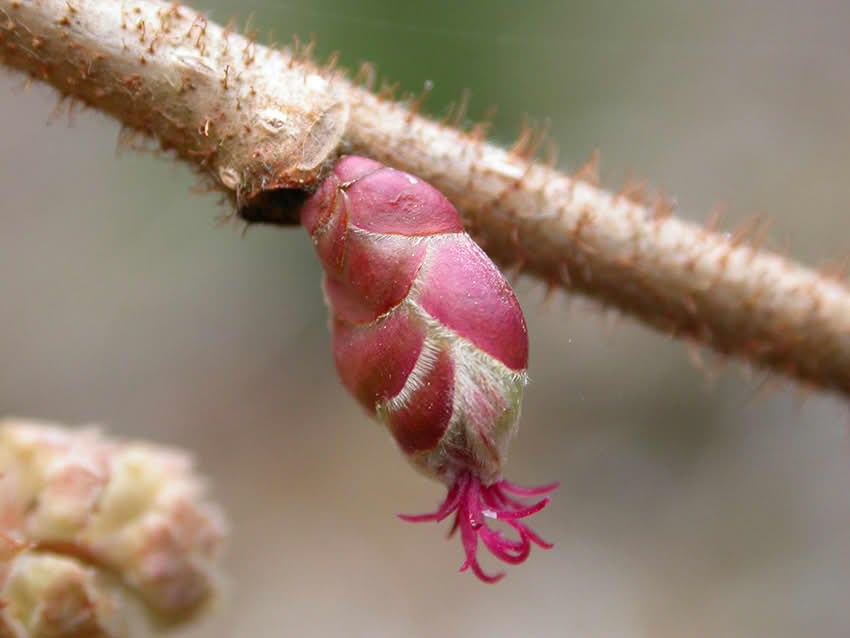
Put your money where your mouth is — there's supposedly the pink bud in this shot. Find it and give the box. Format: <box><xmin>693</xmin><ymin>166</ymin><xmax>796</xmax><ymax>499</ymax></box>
<box><xmin>301</xmin><ymin>156</ymin><xmax>557</xmax><ymax>582</ymax></box>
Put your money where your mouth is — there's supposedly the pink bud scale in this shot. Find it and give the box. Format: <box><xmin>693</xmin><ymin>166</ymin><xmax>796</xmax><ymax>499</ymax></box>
<box><xmin>300</xmin><ymin>156</ymin><xmax>557</xmax><ymax>582</ymax></box>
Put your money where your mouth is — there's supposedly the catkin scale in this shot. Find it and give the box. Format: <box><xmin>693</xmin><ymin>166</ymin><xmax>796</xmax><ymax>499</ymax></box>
<box><xmin>301</xmin><ymin>156</ymin><xmax>555</xmax><ymax>582</ymax></box>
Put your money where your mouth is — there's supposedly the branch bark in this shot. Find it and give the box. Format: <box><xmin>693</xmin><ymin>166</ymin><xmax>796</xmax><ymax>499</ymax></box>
<box><xmin>2</xmin><ymin>0</ymin><xmax>850</xmax><ymax>396</ymax></box>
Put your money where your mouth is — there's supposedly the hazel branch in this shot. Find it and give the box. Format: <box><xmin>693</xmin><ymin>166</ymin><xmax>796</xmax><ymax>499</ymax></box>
<box><xmin>2</xmin><ymin>0</ymin><xmax>850</xmax><ymax>395</ymax></box>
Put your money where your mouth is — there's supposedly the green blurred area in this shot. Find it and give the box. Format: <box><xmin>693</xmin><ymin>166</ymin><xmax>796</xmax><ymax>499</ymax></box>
<box><xmin>2</xmin><ymin>1</ymin><xmax>850</xmax><ymax>636</ymax></box>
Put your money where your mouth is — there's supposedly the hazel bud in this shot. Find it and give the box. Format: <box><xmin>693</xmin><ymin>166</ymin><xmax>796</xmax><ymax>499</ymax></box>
<box><xmin>0</xmin><ymin>419</ymin><xmax>227</xmax><ymax>636</ymax></box>
<box><xmin>301</xmin><ymin>156</ymin><xmax>557</xmax><ymax>581</ymax></box>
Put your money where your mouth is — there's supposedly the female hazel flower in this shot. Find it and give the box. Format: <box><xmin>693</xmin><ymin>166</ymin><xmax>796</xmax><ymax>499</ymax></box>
<box><xmin>301</xmin><ymin>156</ymin><xmax>557</xmax><ymax>582</ymax></box>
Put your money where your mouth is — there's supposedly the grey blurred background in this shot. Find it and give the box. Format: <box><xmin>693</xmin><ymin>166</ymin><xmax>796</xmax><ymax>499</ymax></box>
<box><xmin>2</xmin><ymin>1</ymin><xmax>850</xmax><ymax>636</ymax></box>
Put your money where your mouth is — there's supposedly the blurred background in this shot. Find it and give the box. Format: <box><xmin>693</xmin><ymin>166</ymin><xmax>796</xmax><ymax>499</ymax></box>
<box><xmin>2</xmin><ymin>1</ymin><xmax>850</xmax><ymax>636</ymax></box>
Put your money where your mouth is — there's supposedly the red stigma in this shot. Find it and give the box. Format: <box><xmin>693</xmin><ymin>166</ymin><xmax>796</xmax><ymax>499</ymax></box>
<box><xmin>399</xmin><ymin>472</ymin><xmax>558</xmax><ymax>583</ymax></box>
